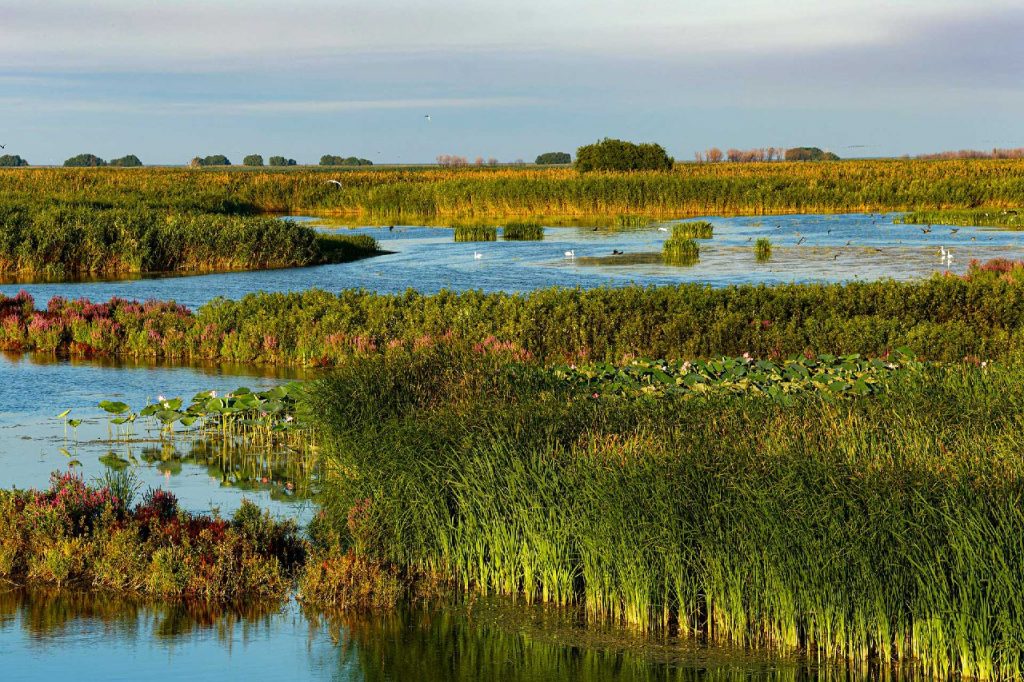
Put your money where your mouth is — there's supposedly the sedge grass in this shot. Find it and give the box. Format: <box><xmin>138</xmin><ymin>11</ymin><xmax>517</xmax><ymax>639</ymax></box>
<box><xmin>453</xmin><ymin>225</ymin><xmax>498</xmax><ymax>242</ymax></box>
<box><xmin>308</xmin><ymin>347</ymin><xmax>1024</xmax><ymax>680</ymax></box>
<box><xmin>755</xmin><ymin>238</ymin><xmax>773</xmax><ymax>261</ymax></box>
<box><xmin>502</xmin><ymin>222</ymin><xmax>544</xmax><ymax>241</ymax></box>
<box><xmin>671</xmin><ymin>221</ymin><xmax>713</xmax><ymax>239</ymax></box>
<box><xmin>662</xmin><ymin>237</ymin><xmax>699</xmax><ymax>265</ymax></box>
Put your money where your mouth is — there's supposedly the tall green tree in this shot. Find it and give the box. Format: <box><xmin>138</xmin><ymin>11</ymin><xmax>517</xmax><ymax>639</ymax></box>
<box><xmin>109</xmin><ymin>155</ymin><xmax>143</xmax><ymax>167</ymax></box>
<box><xmin>64</xmin><ymin>153</ymin><xmax>107</xmax><ymax>167</ymax></box>
<box><xmin>243</xmin><ymin>154</ymin><xmax>264</xmax><ymax>167</ymax></box>
<box><xmin>535</xmin><ymin>151</ymin><xmax>571</xmax><ymax>165</ymax></box>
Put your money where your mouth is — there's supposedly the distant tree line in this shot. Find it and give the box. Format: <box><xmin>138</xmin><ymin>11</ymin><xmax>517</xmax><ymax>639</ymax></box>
<box><xmin>242</xmin><ymin>155</ymin><xmax>298</xmax><ymax>167</ymax></box>
<box><xmin>63</xmin><ymin>153</ymin><xmax>143</xmax><ymax>167</ymax></box>
<box><xmin>785</xmin><ymin>147</ymin><xmax>840</xmax><ymax>161</ymax></box>
<box><xmin>575</xmin><ymin>138</ymin><xmax>673</xmax><ymax>172</ymax></box>
<box><xmin>190</xmin><ymin>155</ymin><xmax>232</xmax><ymax>167</ymax></box>
<box><xmin>917</xmin><ymin>148</ymin><xmax>1024</xmax><ymax>160</ymax></box>
<box><xmin>0</xmin><ymin>154</ymin><xmax>29</xmax><ymax>167</ymax></box>
<box><xmin>535</xmin><ymin>152</ymin><xmax>571</xmax><ymax>165</ymax></box>
<box><xmin>320</xmin><ymin>155</ymin><xmax>372</xmax><ymax>166</ymax></box>
<box><xmin>693</xmin><ymin>147</ymin><xmax>839</xmax><ymax>163</ymax></box>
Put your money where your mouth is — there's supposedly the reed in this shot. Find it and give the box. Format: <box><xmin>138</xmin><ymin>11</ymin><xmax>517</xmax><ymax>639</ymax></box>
<box><xmin>671</xmin><ymin>221</ymin><xmax>713</xmax><ymax>239</ymax></box>
<box><xmin>895</xmin><ymin>210</ymin><xmax>1024</xmax><ymax>229</ymax></box>
<box><xmin>662</xmin><ymin>237</ymin><xmax>699</xmax><ymax>265</ymax></box>
<box><xmin>2</xmin><ymin>160</ymin><xmax>1021</xmax><ymax>220</ymax></box>
<box><xmin>308</xmin><ymin>347</ymin><xmax>1024</xmax><ymax>679</ymax></box>
<box><xmin>755</xmin><ymin>237</ymin><xmax>773</xmax><ymax>261</ymax></box>
<box><xmin>453</xmin><ymin>225</ymin><xmax>497</xmax><ymax>242</ymax></box>
<box><xmin>502</xmin><ymin>222</ymin><xmax>544</xmax><ymax>241</ymax></box>
<box><xmin>7</xmin><ymin>269</ymin><xmax>1024</xmax><ymax>364</ymax></box>
<box><xmin>0</xmin><ymin>205</ymin><xmax>381</xmax><ymax>278</ymax></box>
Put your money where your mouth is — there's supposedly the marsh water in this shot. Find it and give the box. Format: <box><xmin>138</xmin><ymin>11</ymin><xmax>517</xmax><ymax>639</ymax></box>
<box><xmin>2</xmin><ymin>213</ymin><xmax>1021</xmax><ymax>679</ymax></box>
<box><xmin>3</xmin><ymin>213</ymin><xmax>1023</xmax><ymax>310</ymax></box>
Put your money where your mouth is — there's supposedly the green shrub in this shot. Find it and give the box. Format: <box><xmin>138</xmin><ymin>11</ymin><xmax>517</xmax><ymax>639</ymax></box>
<box><xmin>575</xmin><ymin>138</ymin><xmax>673</xmax><ymax>172</ymax></box>
<box><xmin>64</xmin><ymin>153</ymin><xmax>106</xmax><ymax>167</ymax></box>
<box><xmin>109</xmin><ymin>155</ymin><xmax>143</xmax><ymax>167</ymax></box>
<box><xmin>535</xmin><ymin>152</ymin><xmax>571</xmax><ymax>165</ymax></box>
<box><xmin>243</xmin><ymin>154</ymin><xmax>264</xmax><ymax>167</ymax></box>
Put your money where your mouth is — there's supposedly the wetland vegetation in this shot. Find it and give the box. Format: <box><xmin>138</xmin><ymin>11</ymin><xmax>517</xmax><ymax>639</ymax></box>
<box><xmin>2</xmin><ymin>159</ymin><xmax>1023</xmax><ymax>221</ymax></box>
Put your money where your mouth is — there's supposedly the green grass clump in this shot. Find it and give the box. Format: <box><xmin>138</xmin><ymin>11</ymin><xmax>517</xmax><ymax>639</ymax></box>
<box><xmin>307</xmin><ymin>346</ymin><xmax>1024</xmax><ymax>679</ymax></box>
<box><xmin>662</xmin><ymin>236</ymin><xmax>699</xmax><ymax>265</ymax></box>
<box><xmin>896</xmin><ymin>209</ymin><xmax>1024</xmax><ymax>229</ymax></box>
<box><xmin>616</xmin><ymin>215</ymin><xmax>654</xmax><ymax>228</ymax></box>
<box><xmin>0</xmin><ymin>472</ymin><xmax>303</xmax><ymax>599</ymax></box>
<box><xmin>453</xmin><ymin>225</ymin><xmax>497</xmax><ymax>242</ymax></box>
<box><xmin>0</xmin><ymin>205</ymin><xmax>381</xmax><ymax>279</ymax></box>
<box><xmin>755</xmin><ymin>237</ymin><xmax>773</xmax><ymax>261</ymax></box>
<box><xmin>502</xmin><ymin>222</ymin><xmax>544</xmax><ymax>241</ymax></box>
<box><xmin>671</xmin><ymin>221</ymin><xmax>713</xmax><ymax>239</ymax></box>
<box><xmin>10</xmin><ymin>270</ymin><xmax>1024</xmax><ymax>364</ymax></box>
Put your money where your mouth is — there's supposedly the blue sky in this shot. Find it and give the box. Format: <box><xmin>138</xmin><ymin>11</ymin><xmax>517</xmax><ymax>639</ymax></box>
<box><xmin>1</xmin><ymin>0</ymin><xmax>1021</xmax><ymax>165</ymax></box>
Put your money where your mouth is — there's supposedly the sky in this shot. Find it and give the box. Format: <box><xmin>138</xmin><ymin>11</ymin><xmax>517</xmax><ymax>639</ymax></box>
<box><xmin>0</xmin><ymin>0</ymin><xmax>1021</xmax><ymax>165</ymax></box>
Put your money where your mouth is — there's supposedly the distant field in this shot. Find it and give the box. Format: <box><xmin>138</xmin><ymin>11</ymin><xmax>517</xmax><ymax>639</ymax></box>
<box><xmin>1</xmin><ymin>159</ymin><xmax>1022</xmax><ymax>220</ymax></box>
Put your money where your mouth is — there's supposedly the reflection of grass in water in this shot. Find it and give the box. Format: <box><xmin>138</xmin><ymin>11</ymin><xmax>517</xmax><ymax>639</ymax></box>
<box><xmin>1</xmin><ymin>587</ymin><xmax>283</xmax><ymax>642</ymax></box>
<box><xmin>140</xmin><ymin>438</ymin><xmax>316</xmax><ymax>501</ymax></box>
<box><xmin>326</xmin><ymin>598</ymin><xmax>861</xmax><ymax>682</ymax></box>
<box><xmin>755</xmin><ymin>238</ymin><xmax>772</xmax><ymax>261</ymax></box>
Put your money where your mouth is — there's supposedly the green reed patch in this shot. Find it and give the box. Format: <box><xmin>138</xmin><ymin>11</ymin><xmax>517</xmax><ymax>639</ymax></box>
<box><xmin>453</xmin><ymin>225</ymin><xmax>497</xmax><ymax>242</ymax></box>
<box><xmin>0</xmin><ymin>205</ymin><xmax>381</xmax><ymax>279</ymax></box>
<box><xmin>662</xmin><ymin>236</ymin><xmax>699</xmax><ymax>265</ymax></box>
<box><xmin>755</xmin><ymin>237</ymin><xmax>773</xmax><ymax>261</ymax></box>
<box><xmin>7</xmin><ymin>272</ymin><xmax>1024</xmax><ymax>365</ymax></box>
<box><xmin>502</xmin><ymin>222</ymin><xmax>544</xmax><ymax>241</ymax></box>
<box><xmin>671</xmin><ymin>221</ymin><xmax>713</xmax><ymax>239</ymax></box>
<box><xmin>896</xmin><ymin>209</ymin><xmax>1024</xmax><ymax>229</ymax></box>
<box><xmin>306</xmin><ymin>347</ymin><xmax>1024</xmax><ymax>680</ymax></box>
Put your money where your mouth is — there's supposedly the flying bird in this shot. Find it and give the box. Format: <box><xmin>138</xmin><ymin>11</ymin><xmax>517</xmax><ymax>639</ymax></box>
<box><xmin>795</xmin><ymin>236</ymin><xmax>806</xmax><ymax>246</ymax></box>
<box><xmin>0</xmin><ymin>144</ymin><xmax>5</xmax><ymax>149</ymax></box>
<box><xmin>950</xmin><ymin>228</ymin><xmax>959</xmax><ymax>234</ymax></box>
<box><xmin>326</xmin><ymin>180</ymin><xmax>343</xmax><ymax>188</ymax></box>
<box><xmin>920</xmin><ymin>225</ymin><xmax>932</xmax><ymax>234</ymax></box>
<box><xmin>424</xmin><ymin>114</ymin><xmax>431</xmax><ymax>122</ymax></box>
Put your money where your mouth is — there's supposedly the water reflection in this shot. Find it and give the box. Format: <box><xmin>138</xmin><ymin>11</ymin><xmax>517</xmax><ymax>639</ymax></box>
<box><xmin>1</xmin><ymin>590</ymin><xmax>886</xmax><ymax>682</ymax></box>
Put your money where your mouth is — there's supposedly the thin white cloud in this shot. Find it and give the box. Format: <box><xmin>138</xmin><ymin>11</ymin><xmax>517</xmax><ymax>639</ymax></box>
<box><xmin>0</xmin><ymin>95</ymin><xmax>543</xmax><ymax>115</ymax></box>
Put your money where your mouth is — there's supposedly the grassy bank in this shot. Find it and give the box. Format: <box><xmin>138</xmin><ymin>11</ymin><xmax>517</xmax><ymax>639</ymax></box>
<box><xmin>1</xmin><ymin>160</ymin><xmax>1022</xmax><ymax>219</ymax></box>
<box><xmin>895</xmin><ymin>209</ymin><xmax>1024</xmax><ymax>229</ymax></box>
<box><xmin>0</xmin><ymin>472</ymin><xmax>304</xmax><ymax>599</ymax></box>
<box><xmin>3</xmin><ymin>265</ymin><xmax>1024</xmax><ymax>363</ymax></box>
<box><xmin>0</xmin><ymin>205</ymin><xmax>380</xmax><ymax>278</ymax></box>
<box><xmin>307</xmin><ymin>347</ymin><xmax>1024</xmax><ymax>679</ymax></box>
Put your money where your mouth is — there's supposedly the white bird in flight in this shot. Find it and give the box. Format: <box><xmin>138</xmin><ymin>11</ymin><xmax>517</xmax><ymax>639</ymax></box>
<box><xmin>326</xmin><ymin>180</ymin><xmax>343</xmax><ymax>188</ymax></box>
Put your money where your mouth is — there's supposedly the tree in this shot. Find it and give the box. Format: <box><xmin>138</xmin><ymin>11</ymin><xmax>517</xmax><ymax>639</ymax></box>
<box><xmin>535</xmin><ymin>152</ymin><xmax>571</xmax><ymax>165</ymax></box>
<box><xmin>269</xmin><ymin>156</ymin><xmax>298</xmax><ymax>166</ymax></box>
<box><xmin>785</xmin><ymin>147</ymin><xmax>840</xmax><ymax>161</ymax></box>
<box><xmin>320</xmin><ymin>154</ymin><xmax>372</xmax><ymax>166</ymax></box>
<box><xmin>109</xmin><ymin>155</ymin><xmax>143</xmax><ymax>167</ymax></box>
<box><xmin>243</xmin><ymin>154</ymin><xmax>264</xmax><ymax>167</ymax></box>
<box><xmin>575</xmin><ymin>138</ymin><xmax>674</xmax><ymax>172</ymax></box>
<box><xmin>0</xmin><ymin>154</ymin><xmax>29</xmax><ymax>167</ymax></box>
<box><xmin>190</xmin><ymin>155</ymin><xmax>231</xmax><ymax>166</ymax></box>
<box><xmin>64</xmin><ymin>153</ymin><xmax>107</xmax><ymax>167</ymax></box>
